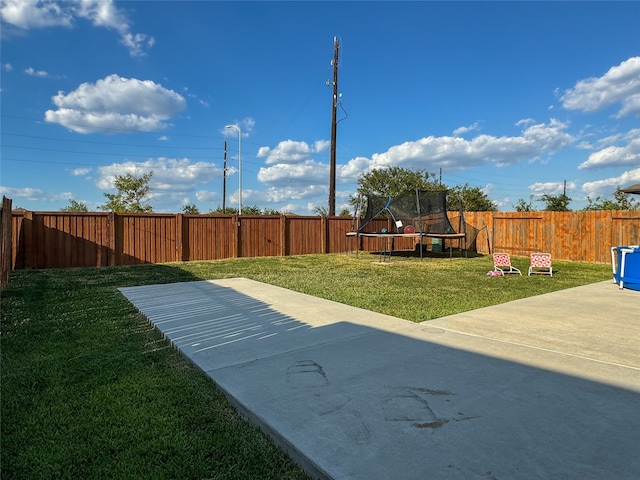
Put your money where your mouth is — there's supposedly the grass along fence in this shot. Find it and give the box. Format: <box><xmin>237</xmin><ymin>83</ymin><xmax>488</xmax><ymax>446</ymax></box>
<box><xmin>9</xmin><ymin>209</ymin><xmax>640</xmax><ymax>270</ymax></box>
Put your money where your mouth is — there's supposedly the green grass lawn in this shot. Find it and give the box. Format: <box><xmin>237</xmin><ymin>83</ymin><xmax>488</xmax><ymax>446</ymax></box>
<box><xmin>1</xmin><ymin>253</ymin><xmax>612</xmax><ymax>479</ymax></box>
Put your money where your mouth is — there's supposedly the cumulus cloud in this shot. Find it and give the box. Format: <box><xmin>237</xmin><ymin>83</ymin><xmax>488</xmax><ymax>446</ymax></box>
<box><xmin>95</xmin><ymin>157</ymin><xmax>222</xmax><ymax>211</ymax></box>
<box><xmin>579</xmin><ymin>139</ymin><xmax>640</xmax><ymax>170</ymax></box>
<box><xmin>0</xmin><ymin>0</ymin><xmax>154</xmax><ymax>57</ymax></box>
<box><xmin>453</xmin><ymin>122</ymin><xmax>480</xmax><ymax>136</ymax></box>
<box><xmin>258</xmin><ymin>159</ymin><xmax>329</xmax><ymax>185</ymax></box>
<box><xmin>0</xmin><ymin>185</ymin><xmax>72</xmax><ymax>202</ymax></box>
<box><xmin>367</xmin><ymin>119</ymin><xmax>573</xmax><ymax>170</ymax></box>
<box><xmin>97</xmin><ymin>157</ymin><xmax>221</xmax><ymax>190</ymax></box>
<box><xmin>529</xmin><ymin>181</ymin><xmax>577</xmax><ymax>196</ymax></box>
<box><xmin>0</xmin><ymin>0</ymin><xmax>73</xmax><ymax>28</ymax></box>
<box><xmin>579</xmin><ymin>130</ymin><xmax>640</xmax><ymax>169</ymax></box>
<box><xmin>561</xmin><ymin>56</ymin><xmax>640</xmax><ymax>118</ymax></box>
<box><xmin>254</xmin><ymin>120</ymin><xmax>574</xmax><ymax>206</ymax></box>
<box><xmin>582</xmin><ymin>167</ymin><xmax>640</xmax><ymax>198</ymax></box>
<box><xmin>257</xmin><ymin>139</ymin><xmax>329</xmax><ymax>165</ymax></box>
<box><xmin>45</xmin><ymin>74</ymin><xmax>186</xmax><ymax>133</ymax></box>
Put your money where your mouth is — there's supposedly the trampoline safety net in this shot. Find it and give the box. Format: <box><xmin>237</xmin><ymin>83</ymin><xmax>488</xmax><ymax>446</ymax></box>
<box><xmin>358</xmin><ymin>190</ymin><xmax>457</xmax><ymax>235</ymax></box>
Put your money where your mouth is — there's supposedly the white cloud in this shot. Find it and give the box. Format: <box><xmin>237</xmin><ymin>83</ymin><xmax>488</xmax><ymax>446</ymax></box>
<box><xmin>0</xmin><ymin>0</ymin><xmax>73</xmax><ymax>28</ymax></box>
<box><xmin>453</xmin><ymin>122</ymin><xmax>480</xmax><ymax>136</ymax></box>
<box><xmin>579</xmin><ymin>130</ymin><xmax>640</xmax><ymax>169</ymax></box>
<box><xmin>561</xmin><ymin>56</ymin><xmax>640</xmax><ymax>118</ymax></box>
<box><xmin>70</xmin><ymin>167</ymin><xmax>91</xmax><ymax>176</ymax></box>
<box><xmin>252</xmin><ymin>120</ymin><xmax>575</xmax><ymax>208</ymax></box>
<box><xmin>97</xmin><ymin>157</ymin><xmax>221</xmax><ymax>191</ymax></box>
<box><xmin>94</xmin><ymin>158</ymin><xmax>223</xmax><ymax>211</ymax></box>
<box><xmin>579</xmin><ymin>139</ymin><xmax>640</xmax><ymax>170</ymax></box>
<box><xmin>0</xmin><ymin>0</ymin><xmax>154</xmax><ymax>57</ymax></box>
<box><xmin>222</xmin><ymin>117</ymin><xmax>256</xmax><ymax>138</ymax></box>
<box><xmin>582</xmin><ymin>168</ymin><xmax>640</xmax><ymax>198</ymax></box>
<box><xmin>258</xmin><ymin>159</ymin><xmax>329</xmax><ymax>186</ymax></box>
<box><xmin>529</xmin><ymin>181</ymin><xmax>577</xmax><ymax>196</ymax></box>
<box><xmin>367</xmin><ymin>119</ymin><xmax>573</xmax><ymax>170</ymax></box>
<box><xmin>45</xmin><ymin>74</ymin><xmax>186</xmax><ymax>133</ymax></box>
<box><xmin>257</xmin><ymin>139</ymin><xmax>329</xmax><ymax>165</ymax></box>
<box><xmin>25</xmin><ymin>66</ymin><xmax>48</xmax><ymax>77</ymax></box>
<box><xmin>3</xmin><ymin>63</ymin><xmax>13</xmax><ymax>71</ymax></box>
<box><xmin>0</xmin><ymin>185</ymin><xmax>72</xmax><ymax>202</ymax></box>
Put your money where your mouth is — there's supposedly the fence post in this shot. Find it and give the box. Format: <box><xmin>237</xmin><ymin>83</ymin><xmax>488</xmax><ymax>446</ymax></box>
<box><xmin>233</xmin><ymin>215</ymin><xmax>240</xmax><ymax>258</ymax></box>
<box><xmin>107</xmin><ymin>213</ymin><xmax>116</xmax><ymax>266</ymax></box>
<box><xmin>280</xmin><ymin>214</ymin><xmax>287</xmax><ymax>256</ymax></box>
<box><xmin>322</xmin><ymin>216</ymin><xmax>328</xmax><ymax>254</ymax></box>
<box><xmin>0</xmin><ymin>197</ymin><xmax>12</xmax><ymax>289</ymax></box>
<box><xmin>176</xmin><ymin>214</ymin><xmax>184</xmax><ymax>262</ymax></box>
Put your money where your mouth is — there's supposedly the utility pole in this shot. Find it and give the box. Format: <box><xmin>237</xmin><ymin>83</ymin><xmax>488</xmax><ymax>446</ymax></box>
<box><xmin>222</xmin><ymin>140</ymin><xmax>227</xmax><ymax>212</ymax></box>
<box><xmin>328</xmin><ymin>36</ymin><xmax>339</xmax><ymax>217</ymax></box>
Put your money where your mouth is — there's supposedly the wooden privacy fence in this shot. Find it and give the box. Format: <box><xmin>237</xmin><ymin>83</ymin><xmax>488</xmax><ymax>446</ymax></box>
<box><xmin>9</xmin><ymin>209</ymin><xmax>640</xmax><ymax>270</ymax></box>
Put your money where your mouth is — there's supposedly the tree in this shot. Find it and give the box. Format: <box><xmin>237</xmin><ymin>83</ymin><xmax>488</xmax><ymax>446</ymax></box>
<box><xmin>541</xmin><ymin>193</ymin><xmax>572</xmax><ymax>211</ymax></box>
<box><xmin>514</xmin><ymin>196</ymin><xmax>535</xmax><ymax>212</ymax></box>
<box><xmin>100</xmin><ymin>172</ymin><xmax>154</xmax><ymax>213</ymax></box>
<box><xmin>209</xmin><ymin>207</ymin><xmax>238</xmax><ymax>214</ymax></box>
<box><xmin>448</xmin><ymin>184</ymin><xmax>497</xmax><ymax>212</ymax></box>
<box><xmin>313</xmin><ymin>206</ymin><xmax>328</xmax><ymax>216</ymax></box>
<box><xmin>354</xmin><ymin>167</ymin><xmax>442</xmax><ymax>199</ymax></box>
<box><xmin>182</xmin><ymin>204</ymin><xmax>200</xmax><ymax>214</ymax></box>
<box><xmin>61</xmin><ymin>199</ymin><xmax>88</xmax><ymax>212</ymax></box>
<box><xmin>209</xmin><ymin>205</ymin><xmax>280</xmax><ymax>215</ymax></box>
<box><xmin>583</xmin><ymin>187</ymin><xmax>640</xmax><ymax>211</ymax></box>
<box><xmin>338</xmin><ymin>208</ymin><xmax>351</xmax><ymax>217</ymax></box>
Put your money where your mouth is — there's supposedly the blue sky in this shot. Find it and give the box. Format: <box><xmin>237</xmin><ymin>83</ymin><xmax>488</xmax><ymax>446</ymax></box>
<box><xmin>1</xmin><ymin>1</ymin><xmax>639</xmax><ymax>213</ymax></box>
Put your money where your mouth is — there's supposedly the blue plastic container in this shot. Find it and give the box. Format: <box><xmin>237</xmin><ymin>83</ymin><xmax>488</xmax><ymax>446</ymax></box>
<box><xmin>611</xmin><ymin>246</ymin><xmax>640</xmax><ymax>291</ymax></box>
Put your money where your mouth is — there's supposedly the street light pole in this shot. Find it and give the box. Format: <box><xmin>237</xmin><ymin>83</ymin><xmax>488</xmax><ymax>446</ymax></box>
<box><xmin>225</xmin><ymin>124</ymin><xmax>242</xmax><ymax>215</ymax></box>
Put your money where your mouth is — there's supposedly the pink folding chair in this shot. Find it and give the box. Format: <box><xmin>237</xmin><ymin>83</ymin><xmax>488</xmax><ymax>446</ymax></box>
<box><xmin>493</xmin><ymin>253</ymin><xmax>521</xmax><ymax>275</ymax></box>
<box><xmin>528</xmin><ymin>253</ymin><xmax>553</xmax><ymax>276</ymax></box>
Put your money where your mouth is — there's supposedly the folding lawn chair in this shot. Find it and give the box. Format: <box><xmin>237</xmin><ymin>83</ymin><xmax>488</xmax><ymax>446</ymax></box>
<box><xmin>528</xmin><ymin>252</ymin><xmax>553</xmax><ymax>276</ymax></box>
<box><xmin>493</xmin><ymin>253</ymin><xmax>521</xmax><ymax>275</ymax></box>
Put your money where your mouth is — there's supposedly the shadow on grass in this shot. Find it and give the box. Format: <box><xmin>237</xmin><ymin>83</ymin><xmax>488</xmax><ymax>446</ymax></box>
<box><xmin>0</xmin><ymin>264</ymin><xmax>311</xmax><ymax>480</ymax></box>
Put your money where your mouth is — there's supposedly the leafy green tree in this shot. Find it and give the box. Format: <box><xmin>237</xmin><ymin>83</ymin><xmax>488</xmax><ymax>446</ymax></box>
<box><xmin>61</xmin><ymin>199</ymin><xmax>89</xmax><ymax>212</ymax></box>
<box><xmin>448</xmin><ymin>184</ymin><xmax>497</xmax><ymax>212</ymax></box>
<box><xmin>354</xmin><ymin>167</ymin><xmax>442</xmax><ymax>199</ymax></box>
<box><xmin>262</xmin><ymin>208</ymin><xmax>282</xmax><ymax>215</ymax></box>
<box><xmin>100</xmin><ymin>172</ymin><xmax>154</xmax><ymax>213</ymax></box>
<box><xmin>541</xmin><ymin>193</ymin><xmax>572</xmax><ymax>211</ymax></box>
<box><xmin>313</xmin><ymin>206</ymin><xmax>328</xmax><ymax>216</ymax></box>
<box><xmin>583</xmin><ymin>187</ymin><xmax>640</xmax><ymax>210</ymax></box>
<box><xmin>240</xmin><ymin>205</ymin><xmax>265</xmax><ymax>215</ymax></box>
<box><xmin>339</xmin><ymin>208</ymin><xmax>351</xmax><ymax>217</ymax></box>
<box><xmin>182</xmin><ymin>204</ymin><xmax>200</xmax><ymax>214</ymax></box>
<box><xmin>209</xmin><ymin>207</ymin><xmax>238</xmax><ymax>214</ymax></box>
<box><xmin>209</xmin><ymin>205</ymin><xmax>280</xmax><ymax>215</ymax></box>
<box><xmin>514</xmin><ymin>196</ymin><xmax>535</xmax><ymax>212</ymax></box>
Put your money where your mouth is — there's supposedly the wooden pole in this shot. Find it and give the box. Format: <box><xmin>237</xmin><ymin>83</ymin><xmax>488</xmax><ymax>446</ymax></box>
<box><xmin>329</xmin><ymin>37</ymin><xmax>339</xmax><ymax>216</ymax></box>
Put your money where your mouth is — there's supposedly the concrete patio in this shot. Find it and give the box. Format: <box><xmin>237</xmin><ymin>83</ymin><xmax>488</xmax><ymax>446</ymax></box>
<box><xmin>119</xmin><ymin>279</ymin><xmax>640</xmax><ymax>480</ymax></box>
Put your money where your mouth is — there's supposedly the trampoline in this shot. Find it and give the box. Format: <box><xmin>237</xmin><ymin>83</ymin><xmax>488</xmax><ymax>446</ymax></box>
<box><xmin>346</xmin><ymin>190</ymin><xmax>471</xmax><ymax>260</ymax></box>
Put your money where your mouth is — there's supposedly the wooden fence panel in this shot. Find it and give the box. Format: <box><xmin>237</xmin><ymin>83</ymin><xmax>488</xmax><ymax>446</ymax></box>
<box><xmin>287</xmin><ymin>216</ymin><xmax>323</xmax><ymax>256</ymax></box>
<box><xmin>239</xmin><ymin>216</ymin><xmax>282</xmax><ymax>258</ymax></box>
<box><xmin>327</xmin><ymin>217</ymin><xmax>355</xmax><ymax>254</ymax></box>
<box><xmin>116</xmin><ymin>214</ymin><xmax>177</xmax><ymax>265</ymax></box>
<box><xmin>184</xmin><ymin>215</ymin><xmax>236</xmax><ymax>261</ymax></box>
<box><xmin>612</xmin><ymin>210</ymin><xmax>640</xmax><ymax>248</ymax></box>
